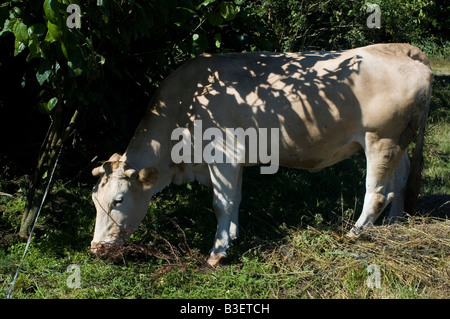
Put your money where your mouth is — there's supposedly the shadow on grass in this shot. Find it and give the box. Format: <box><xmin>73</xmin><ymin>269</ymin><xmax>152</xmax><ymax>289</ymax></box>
<box><xmin>127</xmin><ymin>151</ymin><xmax>367</xmax><ymax>266</ymax></box>
<box><xmin>417</xmin><ymin>194</ymin><xmax>450</xmax><ymax>218</ymax></box>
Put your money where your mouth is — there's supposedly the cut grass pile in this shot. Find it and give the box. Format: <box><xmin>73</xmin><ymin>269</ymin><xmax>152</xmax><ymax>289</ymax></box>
<box><xmin>262</xmin><ymin>216</ymin><xmax>450</xmax><ymax>298</ymax></box>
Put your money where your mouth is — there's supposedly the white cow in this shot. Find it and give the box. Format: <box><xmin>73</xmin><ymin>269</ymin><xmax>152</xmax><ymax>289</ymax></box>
<box><xmin>91</xmin><ymin>43</ymin><xmax>432</xmax><ymax>266</ymax></box>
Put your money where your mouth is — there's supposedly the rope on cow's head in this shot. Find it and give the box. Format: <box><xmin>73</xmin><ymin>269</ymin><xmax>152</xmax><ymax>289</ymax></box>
<box><xmin>92</xmin><ymin>191</ymin><xmax>122</xmax><ymax>230</ymax></box>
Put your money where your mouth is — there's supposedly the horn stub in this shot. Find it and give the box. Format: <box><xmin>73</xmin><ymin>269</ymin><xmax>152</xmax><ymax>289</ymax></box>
<box><xmin>108</xmin><ymin>153</ymin><xmax>122</xmax><ymax>162</ymax></box>
<box><xmin>92</xmin><ymin>153</ymin><xmax>123</xmax><ymax>177</ymax></box>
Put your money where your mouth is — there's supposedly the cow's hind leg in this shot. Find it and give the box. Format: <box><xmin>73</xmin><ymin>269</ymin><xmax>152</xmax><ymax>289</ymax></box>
<box><xmin>207</xmin><ymin>163</ymin><xmax>243</xmax><ymax>266</ymax></box>
<box><xmin>385</xmin><ymin>151</ymin><xmax>410</xmax><ymax>224</ymax></box>
<box><xmin>350</xmin><ymin>133</ymin><xmax>406</xmax><ymax>236</ymax></box>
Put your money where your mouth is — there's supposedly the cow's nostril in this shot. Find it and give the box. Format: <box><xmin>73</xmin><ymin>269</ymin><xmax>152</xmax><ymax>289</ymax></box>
<box><xmin>90</xmin><ymin>240</ymin><xmax>125</xmax><ymax>256</ymax></box>
<box><xmin>90</xmin><ymin>242</ymin><xmax>102</xmax><ymax>255</ymax></box>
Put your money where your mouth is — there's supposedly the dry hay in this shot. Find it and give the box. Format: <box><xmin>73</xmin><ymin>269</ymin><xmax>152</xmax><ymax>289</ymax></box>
<box><xmin>92</xmin><ymin>222</ymin><xmax>209</xmax><ymax>270</ymax></box>
<box><xmin>260</xmin><ymin>216</ymin><xmax>450</xmax><ymax>298</ymax></box>
<box><xmin>356</xmin><ymin>218</ymin><xmax>450</xmax><ymax>286</ymax></box>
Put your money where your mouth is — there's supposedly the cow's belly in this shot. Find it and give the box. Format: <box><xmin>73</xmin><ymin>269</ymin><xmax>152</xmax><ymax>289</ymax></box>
<box><xmin>278</xmin><ymin>139</ymin><xmax>362</xmax><ymax>172</ymax></box>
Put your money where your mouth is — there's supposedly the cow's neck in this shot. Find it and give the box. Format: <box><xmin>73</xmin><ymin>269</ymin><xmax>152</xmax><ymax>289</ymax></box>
<box><xmin>121</xmin><ymin>99</ymin><xmax>193</xmax><ymax>192</ymax></box>
<box><xmin>121</xmin><ymin>85</ymin><xmax>200</xmax><ymax>192</ymax></box>
<box><xmin>122</xmin><ymin>110</ymin><xmax>172</xmax><ymax>170</ymax></box>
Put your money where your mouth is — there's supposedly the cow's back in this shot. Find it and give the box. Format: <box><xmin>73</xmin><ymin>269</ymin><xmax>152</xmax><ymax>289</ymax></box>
<box><xmin>157</xmin><ymin>44</ymin><xmax>432</xmax><ymax>171</ymax></box>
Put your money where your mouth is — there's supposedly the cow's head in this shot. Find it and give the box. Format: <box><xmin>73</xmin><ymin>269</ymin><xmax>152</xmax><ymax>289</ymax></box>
<box><xmin>90</xmin><ymin>153</ymin><xmax>158</xmax><ymax>255</ymax></box>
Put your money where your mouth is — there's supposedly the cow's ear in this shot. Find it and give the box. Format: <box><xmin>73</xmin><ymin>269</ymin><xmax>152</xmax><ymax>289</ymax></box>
<box><xmin>139</xmin><ymin>168</ymin><xmax>158</xmax><ymax>188</ymax></box>
<box><xmin>92</xmin><ymin>154</ymin><xmax>122</xmax><ymax>177</ymax></box>
<box><xmin>92</xmin><ymin>165</ymin><xmax>105</xmax><ymax>177</ymax></box>
<box><xmin>92</xmin><ymin>161</ymin><xmax>113</xmax><ymax>177</ymax></box>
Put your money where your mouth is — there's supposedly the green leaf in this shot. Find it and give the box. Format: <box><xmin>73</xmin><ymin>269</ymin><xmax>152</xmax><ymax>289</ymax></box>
<box><xmin>26</xmin><ymin>38</ymin><xmax>40</xmax><ymax>61</ymax></box>
<box><xmin>0</xmin><ymin>3</ymin><xmax>9</xmax><ymax>28</ymax></box>
<box><xmin>98</xmin><ymin>54</ymin><xmax>106</xmax><ymax>65</ymax></box>
<box><xmin>13</xmin><ymin>38</ymin><xmax>26</xmax><ymax>56</ymax></box>
<box><xmin>12</xmin><ymin>20</ymin><xmax>27</xmax><ymax>43</ymax></box>
<box><xmin>36</xmin><ymin>59</ymin><xmax>52</xmax><ymax>85</ymax></box>
<box><xmin>0</xmin><ymin>18</ymin><xmax>15</xmax><ymax>37</ymax></box>
<box><xmin>197</xmin><ymin>0</ymin><xmax>216</xmax><ymax>9</ymax></box>
<box><xmin>47</xmin><ymin>97</ymin><xmax>58</xmax><ymax>112</ymax></box>
<box><xmin>60</xmin><ymin>42</ymin><xmax>69</xmax><ymax>59</ymax></box>
<box><xmin>43</xmin><ymin>0</ymin><xmax>63</xmax><ymax>25</ymax></box>
<box><xmin>38</xmin><ymin>97</ymin><xmax>58</xmax><ymax>115</ymax></box>
<box><xmin>219</xmin><ymin>1</ymin><xmax>239</xmax><ymax>21</ymax></box>
<box><xmin>214</xmin><ymin>33</ymin><xmax>221</xmax><ymax>48</ymax></box>
<box><xmin>67</xmin><ymin>60</ymin><xmax>83</xmax><ymax>77</ymax></box>
<box><xmin>64</xmin><ymin>41</ymin><xmax>85</xmax><ymax>77</ymax></box>
<box><xmin>25</xmin><ymin>24</ymin><xmax>46</xmax><ymax>61</ymax></box>
<box><xmin>46</xmin><ymin>21</ymin><xmax>62</xmax><ymax>41</ymax></box>
<box><xmin>28</xmin><ymin>23</ymin><xmax>47</xmax><ymax>39</ymax></box>
<box><xmin>207</xmin><ymin>12</ymin><xmax>224</xmax><ymax>26</ymax></box>
<box><xmin>12</xmin><ymin>6</ymin><xmax>21</xmax><ymax>17</ymax></box>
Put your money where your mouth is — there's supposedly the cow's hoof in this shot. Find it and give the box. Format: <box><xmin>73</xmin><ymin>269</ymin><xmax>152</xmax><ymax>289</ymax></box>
<box><xmin>207</xmin><ymin>253</ymin><xmax>226</xmax><ymax>266</ymax></box>
<box><xmin>346</xmin><ymin>227</ymin><xmax>362</xmax><ymax>238</ymax></box>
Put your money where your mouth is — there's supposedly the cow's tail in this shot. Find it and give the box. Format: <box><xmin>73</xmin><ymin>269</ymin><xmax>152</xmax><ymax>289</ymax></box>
<box><xmin>403</xmin><ymin>102</ymin><xmax>429</xmax><ymax>214</ymax></box>
<box><xmin>403</xmin><ymin>49</ymin><xmax>433</xmax><ymax>214</ymax></box>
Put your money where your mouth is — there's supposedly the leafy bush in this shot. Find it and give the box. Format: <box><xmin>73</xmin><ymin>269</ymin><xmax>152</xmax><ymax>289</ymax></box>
<box><xmin>0</xmin><ymin>0</ymin><xmax>448</xmax><ymax>247</ymax></box>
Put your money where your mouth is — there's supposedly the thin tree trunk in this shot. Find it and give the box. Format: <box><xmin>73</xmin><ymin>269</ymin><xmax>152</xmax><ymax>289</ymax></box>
<box><xmin>18</xmin><ymin>108</ymin><xmax>80</xmax><ymax>238</ymax></box>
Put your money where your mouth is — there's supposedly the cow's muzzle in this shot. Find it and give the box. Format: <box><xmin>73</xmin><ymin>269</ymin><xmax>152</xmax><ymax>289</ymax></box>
<box><xmin>90</xmin><ymin>240</ymin><xmax>124</xmax><ymax>256</ymax></box>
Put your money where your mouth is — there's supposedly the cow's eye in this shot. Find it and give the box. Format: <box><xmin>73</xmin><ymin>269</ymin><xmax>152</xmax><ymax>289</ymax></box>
<box><xmin>113</xmin><ymin>195</ymin><xmax>124</xmax><ymax>207</ymax></box>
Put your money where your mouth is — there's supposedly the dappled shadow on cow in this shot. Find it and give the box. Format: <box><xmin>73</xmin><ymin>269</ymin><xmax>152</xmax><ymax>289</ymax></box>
<box><xmin>89</xmin><ymin>44</ymin><xmax>433</xmax><ymax>266</ymax></box>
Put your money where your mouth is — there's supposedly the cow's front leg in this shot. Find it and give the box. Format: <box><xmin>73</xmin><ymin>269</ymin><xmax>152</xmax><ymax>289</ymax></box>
<box><xmin>207</xmin><ymin>164</ymin><xmax>243</xmax><ymax>266</ymax></box>
<box><xmin>208</xmin><ymin>196</ymin><xmax>236</xmax><ymax>266</ymax></box>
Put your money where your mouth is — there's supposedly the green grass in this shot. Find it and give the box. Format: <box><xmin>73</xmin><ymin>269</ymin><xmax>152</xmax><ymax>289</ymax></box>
<box><xmin>422</xmin><ymin>73</ymin><xmax>450</xmax><ymax>195</ymax></box>
<box><xmin>1</xmin><ymin>57</ymin><xmax>449</xmax><ymax>300</ymax></box>
<box><xmin>428</xmin><ymin>56</ymin><xmax>450</xmax><ymax>76</ymax></box>
<box><xmin>2</xmin><ymin>217</ymin><xmax>449</xmax><ymax>299</ymax></box>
